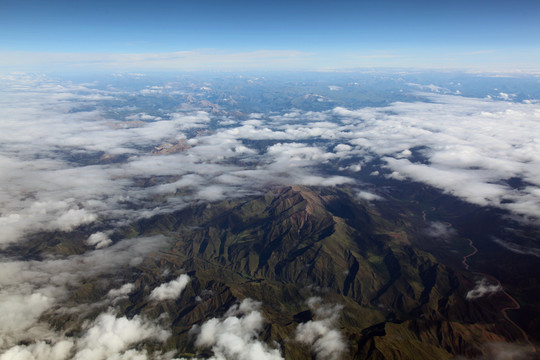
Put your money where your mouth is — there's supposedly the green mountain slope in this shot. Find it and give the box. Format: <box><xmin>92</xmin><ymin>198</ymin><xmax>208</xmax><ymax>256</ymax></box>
<box><xmin>106</xmin><ymin>185</ymin><xmax>514</xmax><ymax>359</ymax></box>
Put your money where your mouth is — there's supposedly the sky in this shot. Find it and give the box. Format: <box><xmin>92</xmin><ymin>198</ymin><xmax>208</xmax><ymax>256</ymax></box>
<box><xmin>0</xmin><ymin>0</ymin><xmax>539</xmax><ymax>72</ymax></box>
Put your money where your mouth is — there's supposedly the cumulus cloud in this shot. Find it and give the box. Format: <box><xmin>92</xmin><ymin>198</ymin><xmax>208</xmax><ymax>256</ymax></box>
<box><xmin>0</xmin><ymin>309</ymin><xmax>170</xmax><ymax>360</ymax></box>
<box><xmin>0</xmin><ymin>293</ymin><xmax>53</xmax><ymax>348</ymax></box>
<box><xmin>0</xmin><ymin>340</ymin><xmax>74</xmax><ymax>360</ymax></box>
<box><xmin>294</xmin><ymin>297</ymin><xmax>347</xmax><ymax>360</ymax></box>
<box><xmin>0</xmin><ymin>235</ymin><xmax>166</xmax><ymax>349</ymax></box>
<box><xmin>74</xmin><ymin>310</ymin><xmax>170</xmax><ymax>360</ymax></box>
<box><xmin>498</xmin><ymin>92</ymin><xmax>515</xmax><ymax>101</ymax></box>
<box><xmin>190</xmin><ymin>298</ymin><xmax>283</xmax><ymax>360</ymax></box>
<box><xmin>0</xmin><ymin>74</ymin><xmax>231</xmax><ymax>247</ymax></box>
<box><xmin>466</xmin><ymin>278</ymin><xmax>502</xmax><ymax>300</ymax></box>
<box><xmin>87</xmin><ymin>232</ymin><xmax>112</xmax><ymax>249</ymax></box>
<box><xmin>149</xmin><ymin>274</ymin><xmax>191</xmax><ymax>301</ymax></box>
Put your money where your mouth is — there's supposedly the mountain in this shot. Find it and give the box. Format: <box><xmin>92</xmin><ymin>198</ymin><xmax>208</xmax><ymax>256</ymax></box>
<box><xmin>10</xmin><ymin>185</ymin><xmax>533</xmax><ymax>359</ymax></box>
<box><xmin>78</xmin><ymin>185</ymin><xmax>521</xmax><ymax>359</ymax></box>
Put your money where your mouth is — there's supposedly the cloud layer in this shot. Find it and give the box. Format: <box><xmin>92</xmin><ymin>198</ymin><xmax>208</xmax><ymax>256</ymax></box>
<box><xmin>2</xmin><ymin>74</ymin><xmax>539</xmax><ymax>250</ymax></box>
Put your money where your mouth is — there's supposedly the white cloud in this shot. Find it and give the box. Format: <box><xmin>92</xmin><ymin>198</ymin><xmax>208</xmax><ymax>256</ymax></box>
<box><xmin>107</xmin><ymin>283</ymin><xmax>135</xmax><ymax>301</ymax></box>
<box><xmin>0</xmin><ymin>293</ymin><xmax>53</xmax><ymax>347</ymax></box>
<box><xmin>498</xmin><ymin>92</ymin><xmax>515</xmax><ymax>101</ymax></box>
<box><xmin>74</xmin><ymin>310</ymin><xmax>170</xmax><ymax>360</ymax></box>
<box><xmin>356</xmin><ymin>190</ymin><xmax>383</xmax><ymax>201</ymax></box>
<box><xmin>294</xmin><ymin>297</ymin><xmax>346</xmax><ymax>360</ymax></box>
<box><xmin>407</xmin><ymin>83</ymin><xmax>447</xmax><ymax>93</ymax></box>
<box><xmin>333</xmin><ymin>143</ymin><xmax>352</xmax><ymax>152</ymax></box>
<box><xmin>149</xmin><ymin>274</ymin><xmax>190</xmax><ymax>301</ymax></box>
<box><xmin>334</xmin><ymin>94</ymin><xmax>540</xmax><ymax>220</ymax></box>
<box><xmin>87</xmin><ymin>232</ymin><xmax>113</xmax><ymax>249</ymax></box>
<box><xmin>168</xmin><ymin>111</ymin><xmax>211</xmax><ymax>130</ymax></box>
<box><xmin>466</xmin><ymin>278</ymin><xmax>502</xmax><ymax>300</ymax></box>
<box><xmin>55</xmin><ymin>209</ymin><xmax>97</xmax><ymax>231</ymax></box>
<box><xmin>0</xmin><ymin>308</ymin><xmax>171</xmax><ymax>360</ymax></box>
<box><xmin>476</xmin><ymin>342</ymin><xmax>537</xmax><ymax>360</ymax></box>
<box><xmin>190</xmin><ymin>298</ymin><xmax>283</xmax><ymax>360</ymax></box>
<box><xmin>0</xmin><ymin>236</ymin><xmax>167</xmax><ymax>349</ymax></box>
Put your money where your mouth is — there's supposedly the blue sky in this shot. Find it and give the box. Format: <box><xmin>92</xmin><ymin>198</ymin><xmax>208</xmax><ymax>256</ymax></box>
<box><xmin>0</xmin><ymin>0</ymin><xmax>539</xmax><ymax>71</ymax></box>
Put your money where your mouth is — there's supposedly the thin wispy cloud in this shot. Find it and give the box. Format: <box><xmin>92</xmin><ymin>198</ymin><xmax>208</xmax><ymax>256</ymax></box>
<box><xmin>0</xmin><ymin>50</ymin><xmax>314</xmax><ymax>72</ymax></box>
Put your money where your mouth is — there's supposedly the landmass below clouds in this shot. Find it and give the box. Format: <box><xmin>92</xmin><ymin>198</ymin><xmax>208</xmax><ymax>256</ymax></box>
<box><xmin>1</xmin><ymin>73</ymin><xmax>540</xmax><ymax>359</ymax></box>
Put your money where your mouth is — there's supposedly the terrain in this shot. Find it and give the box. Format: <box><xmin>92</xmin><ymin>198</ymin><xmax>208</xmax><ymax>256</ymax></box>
<box><xmin>2</xmin><ymin>72</ymin><xmax>540</xmax><ymax>360</ymax></box>
<box><xmin>12</xmin><ymin>185</ymin><xmax>537</xmax><ymax>359</ymax></box>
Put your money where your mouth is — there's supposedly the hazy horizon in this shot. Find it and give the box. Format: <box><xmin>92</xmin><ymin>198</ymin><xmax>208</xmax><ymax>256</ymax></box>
<box><xmin>1</xmin><ymin>0</ymin><xmax>539</xmax><ymax>73</ymax></box>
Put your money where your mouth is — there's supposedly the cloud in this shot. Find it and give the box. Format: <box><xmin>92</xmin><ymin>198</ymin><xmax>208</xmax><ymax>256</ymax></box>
<box><xmin>190</xmin><ymin>298</ymin><xmax>284</xmax><ymax>360</ymax></box>
<box><xmin>0</xmin><ymin>340</ymin><xmax>74</xmax><ymax>360</ymax></box>
<box><xmin>423</xmin><ymin>221</ymin><xmax>457</xmax><ymax>240</ymax></box>
<box><xmin>491</xmin><ymin>237</ymin><xmax>540</xmax><ymax>258</ymax></box>
<box><xmin>0</xmin><ymin>50</ymin><xmax>313</xmax><ymax>72</ymax></box>
<box><xmin>74</xmin><ymin>310</ymin><xmax>170</xmax><ymax>360</ymax></box>
<box><xmin>294</xmin><ymin>297</ymin><xmax>347</xmax><ymax>360</ymax></box>
<box><xmin>498</xmin><ymin>92</ymin><xmax>515</xmax><ymax>101</ymax></box>
<box><xmin>0</xmin><ymin>308</ymin><xmax>171</xmax><ymax>360</ymax></box>
<box><xmin>407</xmin><ymin>83</ymin><xmax>447</xmax><ymax>93</ymax></box>
<box><xmin>149</xmin><ymin>274</ymin><xmax>191</xmax><ymax>301</ymax></box>
<box><xmin>479</xmin><ymin>342</ymin><xmax>537</xmax><ymax>360</ymax></box>
<box><xmin>466</xmin><ymin>278</ymin><xmax>502</xmax><ymax>300</ymax></box>
<box><xmin>356</xmin><ymin>190</ymin><xmax>382</xmax><ymax>201</ymax></box>
<box><xmin>86</xmin><ymin>232</ymin><xmax>112</xmax><ymax>249</ymax></box>
<box><xmin>0</xmin><ymin>293</ymin><xmax>54</xmax><ymax>348</ymax></box>
<box><xmin>107</xmin><ymin>283</ymin><xmax>135</xmax><ymax>301</ymax></box>
<box><xmin>335</xmin><ymin>94</ymin><xmax>540</xmax><ymax>220</ymax></box>
<box><xmin>0</xmin><ymin>75</ymin><xmax>224</xmax><ymax>245</ymax></box>
<box><xmin>0</xmin><ymin>235</ymin><xmax>167</xmax><ymax>349</ymax></box>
